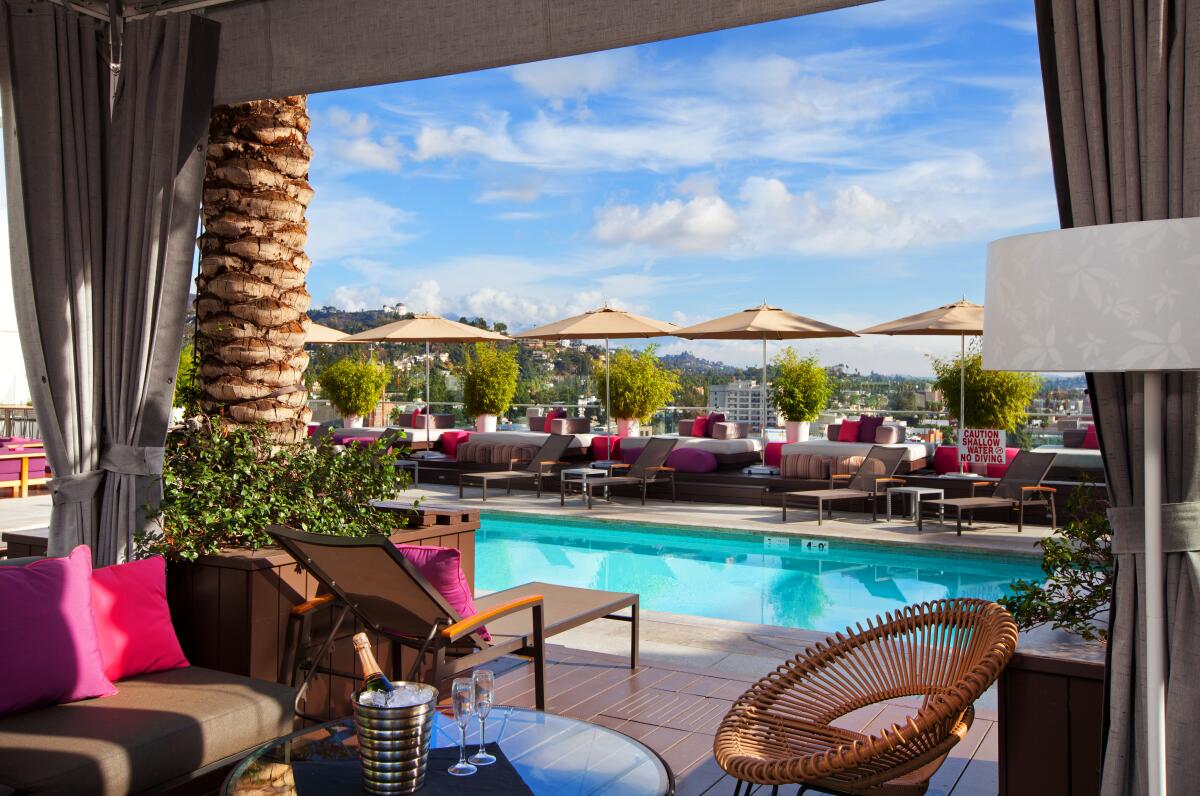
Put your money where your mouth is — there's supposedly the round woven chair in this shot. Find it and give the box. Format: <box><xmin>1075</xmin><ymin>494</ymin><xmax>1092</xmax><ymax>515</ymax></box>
<box><xmin>714</xmin><ymin>599</ymin><xmax>1018</xmax><ymax>796</ymax></box>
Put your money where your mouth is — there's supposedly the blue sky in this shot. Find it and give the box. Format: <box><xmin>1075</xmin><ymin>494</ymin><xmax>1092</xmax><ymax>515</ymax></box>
<box><xmin>302</xmin><ymin>0</ymin><xmax>1055</xmax><ymax>376</ymax></box>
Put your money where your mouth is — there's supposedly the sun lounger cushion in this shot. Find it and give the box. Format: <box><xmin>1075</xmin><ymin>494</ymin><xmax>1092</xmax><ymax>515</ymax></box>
<box><xmin>781</xmin><ymin>453</ymin><xmax>829</xmax><ymax>480</ymax></box>
<box><xmin>0</xmin><ymin>666</ymin><xmax>294</xmax><ymax>796</ymax></box>
<box><xmin>90</xmin><ymin>557</ymin><xmax>188</xmax><ymax>682</ymax></box>
<box><xmin>0</xmin><ymin>546</ymin><xmax>116</xmax><ymax>717</ymax></box>
<box><xmin>665</xmin><ymin>447</ymin><xmax>718</xmax><ymax>473</ymax></box>
<box><xmin>396</xmin><ymin>545</ymin><xmax>489</xmax><ymax>640</ymax></box>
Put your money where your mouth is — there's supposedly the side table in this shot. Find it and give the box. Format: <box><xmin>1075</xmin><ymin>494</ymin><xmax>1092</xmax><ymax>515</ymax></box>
<box><xmin>886</xmin><ymin>486</ymin><xmax>945</xmax><ymax>527</ymax></box>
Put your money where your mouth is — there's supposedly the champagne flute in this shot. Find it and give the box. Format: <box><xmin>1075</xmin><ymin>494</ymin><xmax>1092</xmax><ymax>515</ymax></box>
<box><xmin>448</xmin><ymin>678</ymin><xmax>477</xmax><ymax>776</ymax></box>
<box><xmin>469</xmin><ymin>669</ymin><xmax>497</xmax><ymax>765</ymax></box>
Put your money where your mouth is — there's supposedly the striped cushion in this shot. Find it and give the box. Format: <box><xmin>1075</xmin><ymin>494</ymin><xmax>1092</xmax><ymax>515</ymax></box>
<box><xmin>831</xmin><ymin>455</ymin><xmax>867</xmax><ymax>477</ymax></box>
<box><xmin>781</xmin><ymin>453</ymin><xmax>830</xmax><ymax>480</ymax></box>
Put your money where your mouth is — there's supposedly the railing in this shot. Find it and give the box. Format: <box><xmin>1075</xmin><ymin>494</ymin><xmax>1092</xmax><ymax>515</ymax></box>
<box><xmin>0</xmin><ymin>405</ymin><xmax>39</xmax><ymax>438</ymax></box>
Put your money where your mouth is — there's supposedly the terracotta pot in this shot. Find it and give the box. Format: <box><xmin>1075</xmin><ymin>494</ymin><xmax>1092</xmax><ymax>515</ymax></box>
<box><xmin>475</xmin><ymin>414</ymin><xmax>497</xmax><ymax>432</ymax></box>
<box><xmin>785</xmin><ymin>420</ymin><xmax>810</xmax><ymax>442</ymax></box>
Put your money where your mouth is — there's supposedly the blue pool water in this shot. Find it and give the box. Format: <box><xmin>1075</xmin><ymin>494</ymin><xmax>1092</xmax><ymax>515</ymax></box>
<box><xmin>475</xmin><ymin>513</ymin><xmax>1043</xmax><ymax>633</ymax></box>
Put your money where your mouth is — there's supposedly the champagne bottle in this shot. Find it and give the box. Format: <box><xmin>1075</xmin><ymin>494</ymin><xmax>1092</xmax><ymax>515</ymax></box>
<box><xmin>352</xmin><ymin>632</ymin><xmax>396</xmax><ymax>696</ymax></box>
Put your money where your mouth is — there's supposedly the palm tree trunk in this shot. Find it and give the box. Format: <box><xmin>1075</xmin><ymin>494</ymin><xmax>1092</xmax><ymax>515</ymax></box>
<box><xmin>196</xmin><ymin>96</ymin><xmax>314</xmax><ymax>443</ymax></box>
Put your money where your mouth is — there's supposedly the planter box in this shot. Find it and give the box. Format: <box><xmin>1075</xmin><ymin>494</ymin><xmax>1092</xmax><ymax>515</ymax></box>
<box><xmin>998</xmin><ymin>625</ymin><xmax>1106</xmax><ymax>795</ymax></box>
<box><xmin>166</xmin><ymin>506</ymin><xmax>480</xmax><ymax>721</ymax></box>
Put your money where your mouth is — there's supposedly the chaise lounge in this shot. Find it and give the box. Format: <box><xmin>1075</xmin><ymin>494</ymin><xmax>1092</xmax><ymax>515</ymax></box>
<box><xmin>780</xmin><ymin>445</ymin><xmax>908</xmax><ymax>524</ymax></box>
<box><xmin>920</xmin><ymin>450</ymin><xmax>1058</xmax><ymax>535</ymax></box>
<box><xmin>457</xmin><ymin>433</ymin><xmax>573</xmax><ymax>500</ymax></box>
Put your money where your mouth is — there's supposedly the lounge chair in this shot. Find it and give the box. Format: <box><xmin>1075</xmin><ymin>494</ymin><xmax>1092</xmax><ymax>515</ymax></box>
<box><xmin>457</xmin><ymin>433</ymin><xmax>573</xmax><ymax>500</ymax></box>
<box><xmin>714</xmin><ymin>599</ymin><xmax>1018</xmax><ymax>796</ymax></box>
<box><xmin>781</xmin><ymin>445</ymin><xmax>908</xmax><ymax>524</ymax></box>
<box><xmin>919</xmin><ymin>450</ymin><xmax>1058</xmax><ymax>535</ymax></box>
<box><xmin>268</xmin><ymin>525</ymin><xmax>639</xmax><ymax>713</ymax></box>
<box><xmin>567</xmin><ymin>436</ymin><xmax>678</xmax><ymax>509</ymax></box>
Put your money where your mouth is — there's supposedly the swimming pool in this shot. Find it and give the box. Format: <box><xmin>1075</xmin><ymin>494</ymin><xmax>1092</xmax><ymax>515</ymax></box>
<box><xmin>475</xmin><ymin>513</ymin><xmax>1043</xmax><ymax>633</ymax></box>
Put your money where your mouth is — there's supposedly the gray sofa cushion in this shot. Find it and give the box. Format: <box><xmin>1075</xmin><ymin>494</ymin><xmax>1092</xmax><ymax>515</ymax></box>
<box><xmin>0</xmin><ymin>666</ymin><xmax>294</xmax><ymax>796</ymax></box>
<box><xmin>1063</xmin><ymin>428</ymin><xmax>1087</xmax><ymax>448</ymax></box>
<box><xmin>826</xmin><ymin>423</ymin><xmax>842</xmax><ymax>441</ymax></box>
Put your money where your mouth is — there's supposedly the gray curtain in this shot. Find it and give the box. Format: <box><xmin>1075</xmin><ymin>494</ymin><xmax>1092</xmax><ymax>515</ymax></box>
<box><xmin>1035</xmin><ymin>1</ymin><xmax>1200</xmax><ymax>794</ymax></box>
<box><xmin>0</xmin><ymin>2</ymin><xmax>218</xmax><ymax>564</ymax></box>
<box><xmin>0</xmin><ymin>2</ymin><xmax>108</xmax><ymax>556</ymax></box>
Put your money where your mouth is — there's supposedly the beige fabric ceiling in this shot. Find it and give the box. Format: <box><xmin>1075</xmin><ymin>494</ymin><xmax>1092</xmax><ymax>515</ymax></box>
<box><xmin>202</xmin><ymin>0</ymin><xmax>877</xmax><ymax>104</ymax></box>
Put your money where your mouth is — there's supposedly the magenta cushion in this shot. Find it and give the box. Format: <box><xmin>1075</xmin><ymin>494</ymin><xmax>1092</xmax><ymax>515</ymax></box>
<box><xmin>765</xmin><ymin>441</ymin><xmax>784</xmax><ymax>468</ymax></box>
<box><xmin>665</xmin><ymin>447</ymin><xmax>718</xmax><ymax>473</ymax></box>
<box><xmin>857</xmin><ymin>415</ymin><xmax>884</xmax><ymax>443</ymax></box>
<box><xmin>544</xmin><ymin>408</ymin><xmax>566</xmax><ymax>425</ymax></box>
<box><xmin>0</xmin><ymin>546</ymin><xmax>117</xmax><ymax>715</ymax></box>
<box><xmin>986</xmin><ymin>447</ymin><xmax>1021</xmax><ymax>479</ymax></box>
<box><xmin>440</xmin><ymin>430</ymin><xmax>471</xmax><ymax>458</ymax></box>
<box><xmin>933</xmin><ymin>445</ymin><xmax>961</xmax><ymax>475</ymax></box>
<box><xmin>838</xmin><ymin>420</ymin><xmax>861</xmax><ymax>442</ymax></box>
<box><xmin>704</xmin><ymin>413</ymin><xmax>725</xmax><ymax>437</ymax></box>
<box><xmin>395</xmin><ymin>545</ymin><xmax>490</xmax><ymax>641</ymax></box>
<box><xmin>1082</xmin><ymin>424</ymin><xmax>1100</xmax><ymax>449</ymax></box>
<box><xmin>91</xmin><ymin>557</ymin><xmax>189</xmax><ymax>682</ymax></box>
<box><xmin>691</xmin><ymin>416</ymin><xmax>708</xmax><ymax>437</ymax></box>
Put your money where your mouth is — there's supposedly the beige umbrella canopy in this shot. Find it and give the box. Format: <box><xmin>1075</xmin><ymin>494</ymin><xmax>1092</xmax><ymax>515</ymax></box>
<box><xmin>305</xmin><ymin>321</ymin><xmax>350</xmax><ymax>344</ymax></box>
<box><xmin>858</xmin><ymin>299</ymin><xmax>984</xmax><ymax>441</ymax></box>
<box><xmin>515</xmin><ymin>306</ymin><xmax>678</xmax><ymax>436</ymax></box>
<box><xmin>675</xmin><ymin>304</ymin><xmax>857</xmax><ymax>454</ymax></box>
<box><xmin>342</xmin><ymin>313</ymin><xmax>511</xmax><ymax>406</ymax></box>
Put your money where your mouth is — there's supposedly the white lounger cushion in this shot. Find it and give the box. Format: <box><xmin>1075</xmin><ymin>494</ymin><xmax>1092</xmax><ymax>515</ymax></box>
<box><xmin>621</xmin><ymin>434</ymin><xmax>762</xmax><ymax>455</ymax></box>
<box><xmin>781</xmin><ymin>439</ymin><xmax>928</xmax><ymax>462</ymax></box>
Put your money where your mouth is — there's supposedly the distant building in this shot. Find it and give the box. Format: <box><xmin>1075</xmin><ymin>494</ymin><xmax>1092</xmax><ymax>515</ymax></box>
<box><xmin>710</xmin><ymin>380</ymin><xmax>780</xmax><ymax>431</ymax></box>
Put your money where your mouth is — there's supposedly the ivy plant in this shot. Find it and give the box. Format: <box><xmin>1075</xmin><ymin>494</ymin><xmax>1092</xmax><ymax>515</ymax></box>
<box><xmin>141</xmin><ymin>418</ymin><xmax>407</xmax><ymax>561</ymax></box>
<box><xmin>932</xmin><ymin>346</ymin><xmax>1042</xmax><ymax>431</ymax></box>
<box><xmin>999</xmin><ymin>483</ymin><xmax>1113</xmax><ymax>642</ymax></box>
<box><xmin>769</xmin><ymin>348</ymin><xmax>830</xmax><ymax>422</ymax></box>
<box><xmin>597</xmin><ymin>346</ymin><xmax>681</xmax><ymax>423</ymax></box>
<box><xmin>462</xmin><ymin>343</ymin><xmax>519</xmax><ymax>417</ymax></box>
<box><xmin>319</xmin><ymin>358</ymin><xmax>392</xmax><ymax>419</ymax></box>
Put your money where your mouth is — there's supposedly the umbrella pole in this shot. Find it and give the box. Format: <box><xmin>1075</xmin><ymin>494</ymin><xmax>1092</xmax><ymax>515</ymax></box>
<box><xmin>425</xmin><ymin>340</ymin><xmax>431</xmax><ymax>408</ymax></box>
<box><xmin>605</xmin><ymin>338</ymin><xmax>612</xmax><ymax>446</ymax></box>
<box><xmin>959</xmin><ymin>333</ymin><xmax>966</xmax><ymax>473</ymax></box>
<box><xmin>761</xmin><ymin>337</ymin><xmax>768</xmax><ymax>464</ymax></box>
<box><xmin>1144</xmin><ymin>370</ymin><xmax>1167</xmax><ymax>796</ymax></box>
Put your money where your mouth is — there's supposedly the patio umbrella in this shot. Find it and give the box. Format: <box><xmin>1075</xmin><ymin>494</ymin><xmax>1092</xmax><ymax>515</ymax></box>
<box><xmin>674</xmin><ymin>304</ymin><xmax>857</xmax><ymax>458</ymax></box>
<box><xmin>305</xmin><ymin>321</ymin><xmax>350</xmax><ymax>344</ymax></box>
<box><xmin>858</xmin><ymin>300</ymin><xmax>984</xmax><ymax>445</ymax></box>
<box><xmin>342</xmin><ymin>314</ymin><xmax>510</xmax><ymax>407</ymax></box>
<box><xmin>514</xmin><ymin>307</ymin><xmax>678</xmax><ymax>438</ymax></box>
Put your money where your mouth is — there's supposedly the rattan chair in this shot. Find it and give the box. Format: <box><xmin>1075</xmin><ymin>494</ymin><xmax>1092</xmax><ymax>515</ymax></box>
<box><xmin>714</xmin><ymin>599</ymin><xmax>1018</xmax><ymax>796</ymax></box>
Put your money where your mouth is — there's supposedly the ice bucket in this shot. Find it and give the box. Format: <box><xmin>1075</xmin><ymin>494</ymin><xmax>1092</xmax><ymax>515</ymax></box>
<box><xmin>352</xmin><ymin>682</ymin><xmax>439</xmax><ymax>794</ymax></box>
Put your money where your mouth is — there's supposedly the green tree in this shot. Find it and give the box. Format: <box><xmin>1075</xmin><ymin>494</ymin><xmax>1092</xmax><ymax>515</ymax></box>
<box><xmin>768</xmin><ymin>349</ymin><xmax>830</xmax><ymax>422</ymax></box>
<box><xmin>462</xmin><ymin>343</ymin><xmax>519</xmax><ymax>417</ymax></box>
<box><xmin>597</xmin><ymin>346</ymin><xmax>681</xmax><ymax>423</ymax></box>
<box><xmin>319</xmin><ymin>358</ymin><xmax>392</xmax><ymax>419</ymax></box>
<box><xmin>932</xmin><ymin>349</ymin><xmax>1042</xmax><ymax>431</ymax></box>
<box><xmin>174</xmin><ymin>343</ymin><xmax>201</xmax><ymax>416</ymax></box>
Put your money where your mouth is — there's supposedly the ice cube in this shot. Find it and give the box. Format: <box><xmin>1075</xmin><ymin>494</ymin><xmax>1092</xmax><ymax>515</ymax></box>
<box><xmin>358</xmin><ymin>690</ymin><xmax>389</xmax><ymax>707</ymax></box>
<box><xmin>383</xmin><ymin>685</ymin><xmax>428</xmax><ymax>708</ymax></box>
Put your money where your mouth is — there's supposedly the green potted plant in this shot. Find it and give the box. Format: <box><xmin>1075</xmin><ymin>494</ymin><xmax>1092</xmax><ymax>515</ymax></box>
<box><xmin>932</xmin><ymin>349</ymin><xmax>1042</xmax><ymax>469</ymax></box>
<box><xmin>462</xmin><ymin>343</ymin><xmax>519</xmax><ymax>432</ymax></box>
<box><xmin>319</xmin><ymin>358</ymin><xmax>391</xmax><ymax>428</ymax></box>
<box><xmin>597</xmin><ymin>346</ymin><xmax>680</xmax><ymax>435</ymax></box>
<box><xmin>768</xmin><ymin>348</ymin><xmax>830</xmax><ymax>442</ymax></box>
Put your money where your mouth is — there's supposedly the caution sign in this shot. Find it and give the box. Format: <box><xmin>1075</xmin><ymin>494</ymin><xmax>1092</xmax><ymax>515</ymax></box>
<box><xmin>959</xmin><ymin>429</ymin><xmax>1007</xmax><ymax>466</ymax></box>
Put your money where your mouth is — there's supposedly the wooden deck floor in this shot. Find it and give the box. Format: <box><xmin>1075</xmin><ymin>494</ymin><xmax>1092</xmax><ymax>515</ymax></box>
<box><xmin>475</xmin><ymin>644</ymin><xmax>998</xmax><ymax>796</ymax></box>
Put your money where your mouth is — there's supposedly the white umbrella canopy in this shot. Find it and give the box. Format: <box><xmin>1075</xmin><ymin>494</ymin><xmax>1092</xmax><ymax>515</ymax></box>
<box><xmin>342</xmin><ymin>313</ymin><xmax>511</xmax><ymax>406</ymax></box>
<box><xmin>858</xmin><ymin>300</ymin><xmax>984</xmax><ymax>445</ymax></box>
<box><xmin>674</xmin><ymin>304</ymin><xmax>857</xmax><ymax>457</ymax></box>
<box><xmin>514</xmin><ymin>306</ymin><xmax>678</xmax><ymax>436</ymax></box>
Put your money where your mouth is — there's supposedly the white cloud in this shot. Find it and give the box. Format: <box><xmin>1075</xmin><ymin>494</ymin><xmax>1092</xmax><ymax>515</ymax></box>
<box><xmin>476</xmin><ymin>180</ymin><xmax>546</xmax><ymax>204</ymax></box>
<box><xmin>305</xmin><ymin>195</ymin><xmax>418</xmax><ymax>261</ymax></box>
<box><xmin>594</xmin><ymin>195</ymin><xmax>739</xmax><ymax>252</ymax></box>
<box><xmin>326</xmin><ymin>284</ymin><xmax>405</xmax><ymax>312</ymax></box>
<box><xmin>313</xmin><ymin>106</ymin><xmax>405</xmax><ymax>174</ymax></box>
<box><xmin>510</xmin><ymin>50</ymin><xmax>636</xmax><ymax>106</ymax></box>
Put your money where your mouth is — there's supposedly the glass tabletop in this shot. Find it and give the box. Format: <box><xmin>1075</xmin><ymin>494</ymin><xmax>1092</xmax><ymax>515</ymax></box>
<box><xmin>223</xmin><ymin>706</ymin><xmax>674</xmax><ymax>795</ymax></box>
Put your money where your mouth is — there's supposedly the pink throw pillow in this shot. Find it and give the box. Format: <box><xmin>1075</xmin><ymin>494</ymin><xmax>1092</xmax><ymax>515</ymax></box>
<box><xmin>90</xmin><ymin>557</ymin><xmax>189</xmax><ymax>682</ymax></box>
<box><xmin>838</xmin><ymin>420</ymin><xmax>862</xmax><ymax>442</ymax></box>
<box><xmin>1082</xmin><ymin>424</ymin><xmax>1100</xmax><ymax>449</ymax></box>
<box><xmin>396</xmin><ymin>545</ymin><xmax>490</xmax><ymax>641</ymax></box>
<box><xmin>0</xmin><ymin>546</ymin><xmax>117</xmax><ymax>715</ymax></box>
<box><xmin>691</xmin><ymin>416</ymin><xmax>708</xmax><ymax>437</ymax></box>
<box><xmin>411</xmin><ymin>407</ymin><xmax>423</xmax><ymax>428</ymax></box>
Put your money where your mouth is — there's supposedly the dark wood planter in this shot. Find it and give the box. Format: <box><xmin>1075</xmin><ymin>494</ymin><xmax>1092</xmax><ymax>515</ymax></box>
<box><xmin>998</xmin><ymin>626</ymin><xmax>1106</xmax><ymax>795</ymax></box>
<box><xmin>166</xmin><ymin>506</ymin><xmax>479</xmax><ymax>721</ymax></box>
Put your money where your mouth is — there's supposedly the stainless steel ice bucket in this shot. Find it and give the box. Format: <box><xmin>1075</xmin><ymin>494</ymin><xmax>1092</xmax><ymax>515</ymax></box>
<box><xmin>352</xmin><ymin>683</ymin><xmax>439</xmax><ymax>794</ymax></box>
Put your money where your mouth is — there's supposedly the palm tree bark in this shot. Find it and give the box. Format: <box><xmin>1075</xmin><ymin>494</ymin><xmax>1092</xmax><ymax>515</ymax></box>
<box><xmin>196</xmin><ymin>96</ymin><xmax>314</xmax><ymax>443</ymax></box>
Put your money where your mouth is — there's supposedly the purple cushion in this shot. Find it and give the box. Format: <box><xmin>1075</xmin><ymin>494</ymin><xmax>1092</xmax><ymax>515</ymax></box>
<box><xmin>0</xmin><ymin>545</ymin><xmax>117</xmax><ymax>716</ymax></box>
<box><xmin>857</xmin><ymin>415</ymin><xmax>884</xmax><ymax>443</ymax></box>
<box><xmin>665</xmin><ymin>447</ymin><xmax>718</xmax><ymax>473</ymax></box>
<box><xmin>395</xmin><ymin>545</ymin><xmax>490</xmax><ymax>641</ymax></box>
<box><xmin>704</xmin><ymin>412</ymin><xmax>725</xmax><ymax>438</ymax></box>
<box><xmin>0</xmin><ymin>460</ymin><xmax>22</xmax><ymax>478</ymax></box>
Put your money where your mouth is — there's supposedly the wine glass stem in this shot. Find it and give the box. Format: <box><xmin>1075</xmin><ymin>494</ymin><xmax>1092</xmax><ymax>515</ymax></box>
<box><xmin>459</xmin><ymin>725</ymin><xmax>468</xmax><ymax>766</ymax></box>
<box><xmin>478</xmin><ymin>717</ymin><xmax>487</xmax><ymax>753</ymax></box>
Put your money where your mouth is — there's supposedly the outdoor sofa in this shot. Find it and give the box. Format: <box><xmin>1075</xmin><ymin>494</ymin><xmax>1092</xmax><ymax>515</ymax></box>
<box><xmin>620</xmin><ymin>434</ymin><xmax>761</xmax><ymax>467</ymax></box>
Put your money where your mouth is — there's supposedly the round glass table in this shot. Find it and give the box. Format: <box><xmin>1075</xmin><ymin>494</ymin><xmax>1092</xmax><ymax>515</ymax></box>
<box><xmin>223</xmin><ymin>706</ymin><xmax>674</xmax><ymax>795</ymax></box>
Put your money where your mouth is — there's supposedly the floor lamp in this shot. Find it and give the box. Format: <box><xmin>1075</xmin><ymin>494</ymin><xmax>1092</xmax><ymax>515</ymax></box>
<box><xmin>985</xmin><ymin>217</ymin><xmax>1200</xmax><ymax>796</ymax></box>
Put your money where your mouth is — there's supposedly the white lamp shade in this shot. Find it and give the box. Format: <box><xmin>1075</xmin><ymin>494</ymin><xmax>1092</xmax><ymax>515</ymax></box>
<box><xmin>984</xmin><ymin>217</ymin><xmax>1200</xmax><ymax>372</ymax></box>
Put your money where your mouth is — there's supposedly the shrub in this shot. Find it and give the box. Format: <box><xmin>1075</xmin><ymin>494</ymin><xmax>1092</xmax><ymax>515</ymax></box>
<box><xmin>174</xmin><ymin>343</ymin><xmax>201</xmax><ymax>416</ymax></box>
<box><xmin>769</xmin><ymin>348</ymin><xmax>830</xmax><ymax>422</ymax></box>
<box><xmin>597</xmin><ymin>346</ymin><xmax>681</xmax><ymax>423</ymax></box>
<box><xmin>142</xmin><ymin>418</ymin><xmax>407</xmax><ymax>561</ymax></box>
<box><xmin>932</xmin><ymin>348</ymin><xmax>1042</xmax><ymax>431</ymax></box>
<box><xmin>319</xmin><ymin>358</ymin><xmax>391</xmax><ymax>418</ymax></box>
<box><xmin>999</xmin><ymin>483</ymin><xmax>1112</xmax><ymax>642</ymax></box>
<box><xmin>462</xmin><ymin>343</ymin><xmax>519</xmax><ymax>417</ymax></box>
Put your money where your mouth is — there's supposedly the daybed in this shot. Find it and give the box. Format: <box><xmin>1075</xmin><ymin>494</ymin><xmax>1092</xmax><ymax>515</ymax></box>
<box><xmin>455</xmin><ymin>430</ymin><xmax>595</xmax><ymax>465</ymax></box>
<box><xmin>781</xmin><ymin>419</ymin><xmax>928</xmax><ymax>475</ymax></box>
<box><xmin>621</xmin><ymin>434</ymin><xmax>762</xmax><ymax>468</ymax></box>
